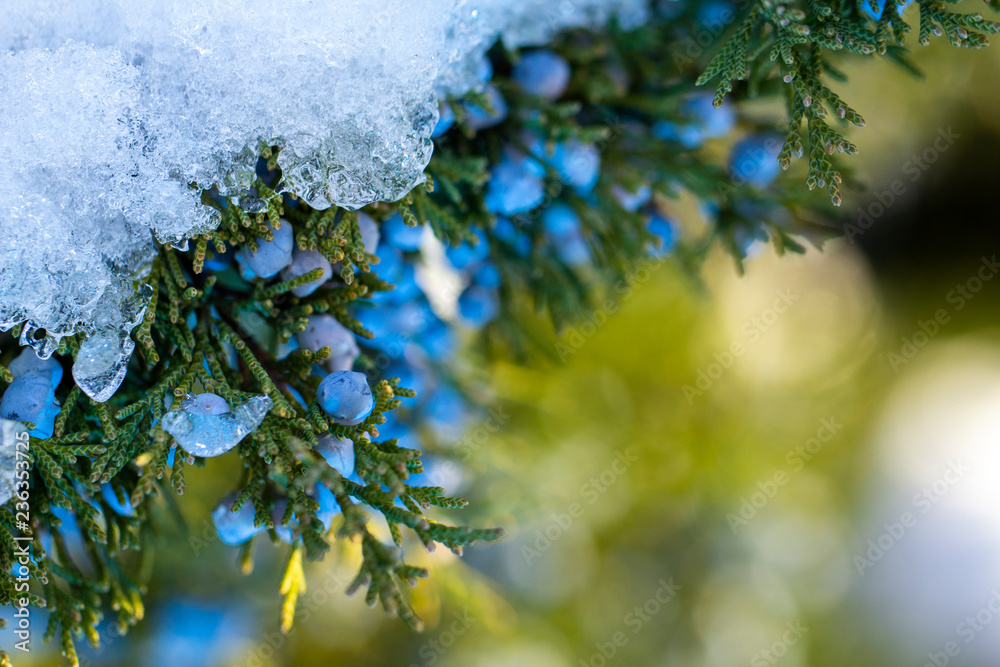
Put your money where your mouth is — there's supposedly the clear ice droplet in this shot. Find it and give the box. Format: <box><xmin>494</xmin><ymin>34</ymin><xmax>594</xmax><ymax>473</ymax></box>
<box><xmin>238</xmin><ymin>193</ymin><xmax>267</xmax><ymax>213</ymax></box>
<box><xmin>161</xmin><ymin>394</ymin><xmax>272</xmax><ymax>458</ymax></box>
<box><xmin>72</xmin><ymin>331</ymin><xmax>134</xmax><ymax>403</ymax></box>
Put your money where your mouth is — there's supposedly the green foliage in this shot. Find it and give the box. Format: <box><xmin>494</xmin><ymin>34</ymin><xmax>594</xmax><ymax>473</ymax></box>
<box><xmin>698</xmin><ymin>0</ymin><xmax>1000</xmax><ymax>204</ymax></box>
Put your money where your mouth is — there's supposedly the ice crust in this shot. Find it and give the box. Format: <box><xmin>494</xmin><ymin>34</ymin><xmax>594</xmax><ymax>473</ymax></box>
<box><xmin>0</xmin><ymin>0</ymin><xmax>648</xmax><ymax>398</ymax></box>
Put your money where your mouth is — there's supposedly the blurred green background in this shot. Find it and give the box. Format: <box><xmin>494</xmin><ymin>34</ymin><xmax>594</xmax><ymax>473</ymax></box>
<box><xmin>8</xmin><ymin>19</ymin><xmax>1000</xmax><ymax>667</ymax></box>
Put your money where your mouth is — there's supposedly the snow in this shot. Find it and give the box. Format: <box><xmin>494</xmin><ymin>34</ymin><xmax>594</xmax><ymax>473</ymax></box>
<box><xmin>0</xmin><ymin>0</ymin><xmax>648</xmax><ymax>399</ymax></box>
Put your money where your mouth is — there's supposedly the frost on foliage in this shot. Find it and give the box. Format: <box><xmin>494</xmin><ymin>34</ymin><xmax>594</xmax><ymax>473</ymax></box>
<box><xmin>0</xmin><ymin>0</ymin><xmax>647</xmax><ymax>385</ymax></box>
<box><xmin>161</xmin><ymin>394</ymin><xmax>272</xmax><ymax>458</ymax></box>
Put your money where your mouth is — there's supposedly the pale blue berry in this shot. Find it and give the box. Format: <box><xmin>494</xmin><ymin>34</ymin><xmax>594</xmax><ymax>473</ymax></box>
<box><xmin>698</xmin><ymin>0</ymin><xmax>736</xmax><ymax>27</ymax></box>
<box><xmin>458</xmin><ymin>285</ymin><xmax>499</xmax><ymax>327</ymax></box>
<box><xmin>315</xmin><ymin>434</ymin><xmax>355</xmax><ymax>476</ymax></box>
<box><xmin>464</xmin><ymin>85</ymin><xmax>508</xmax><ymax>130</ymax></box>
<box><xmin>272</xmin><ymin>499</ymin><xmax>294</xmax><ymax>543</ymax></box>
<box><xmin>493</xmin><ymin>218</ymin><xmax>532</xmax><ymax>257</ymax></box>
<box><xmin>473</xmin><ymin>262</ymin><xmax>501</xmax><ymax>288</ymax></box>
<box><xmin>543</xmin><ymin>204</ymin><xmax>591</xmax><ymax>265</ymax></box>
<box><xmin>8</xmin><ymin>347</ymin><xmax>62</xmax><ymax>386</ymax></box>
<box><xmin>542</xmin><ymin>202</ymin><xmax>581</xmax><ymax>238</ymax></box>
<box><xmin>485</xmin><ymin>152</ymin><xmax>545</xmax><ymax>215</ymax></box>
<box><xmin>281</xmin><ymin>249</ymin><xmax>332</xmax><ymax>297</ymax></box>
<box><xmin>432</xmin><ymin>102</ymin><xmax>455</xmax><ymax>138</ymax></box>
<box><xmin>243</xmin><ymin>221</ymin><xmax>294</xmax><ymax>279</ymax></box>
<box><xmin>0</xmin><ymin>373</ymin><xmax>57</xmax><ymax>438</ymax></box>
<box><xmin>446</xmin><ymin>229</ymin><xmax>490</xmax><ymax>270</ymax></box>
<box><xmin>476</xmin><ymin>55</ymin><xmax>493</xmax><ymax>83</ymax></box>
<box><xmin>314</xmin><ymin>483</ymin><xmax>339</xmax><ymax>530</ymax></box>
<box><xmin>317</xmin><ymin>371</ymin><xmax>374</xmax><ymax>425</ymax></box>
<box><xmin>611</xmin><ymin>183</ymin><xmax>652</xmax><ymax>213</ymax></box>
<box><xmin>357</xmin><ymin>212</ymin><xmax>380</xmax><ymax>253</ymax></box>
<box><xmin>418</xmin><ymin>319</ymin><xmax>457</xmax><ymax>360</ymax></box>
<box><xmin>552</xmin><ymin>140</ymin><xmax>600</xmax><ymax>193</ymax></box>
<box><xmin>653</xmin><ymin>93</ymin><xmax>735</xmax><ymax>149</ymax></box>
<box><xmin>729</xmin><ymin>134</ymin><xmax>783</xmax><ymax>189</ymax></box>
<box><xmin>647</xmin><ymin>213</ymin><xmax>678</xmax><ymax>256</ymax></box>
<box><xmin>212</xmin><ymin>494</ymin><xmax>264</xmax><ymax>545</ymax></box>
<box><xmin>861</xmin><ymin>0</ymin><xmax>912</xmax><ymax>20</ymax></box>
<box><xmin>101</xmin><ymin>483</ymin><xmax>135</xmax><ymax>517</ymax></box>
<box><xmin>382</xmin><ymin>214</ymin><xmax>423</xmax><ymax>252</ymax></box>
<box><xmin>295</xmin><ymin>314</ymin><xmax>359</xmax><ymax>372</ymax></box>
<box><xmin>513</xmin><ymin>50</ymin><xmax>571</xmax><ymax>100</ymax></box>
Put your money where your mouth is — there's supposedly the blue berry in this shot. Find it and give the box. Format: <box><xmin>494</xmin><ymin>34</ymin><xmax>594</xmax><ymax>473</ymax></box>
<box><xmin>372</xmin><ymin>245</ymin><xmax>421</xmax><ymax>303</ymax></box>
<box><xmin>542</xmin><ymin>203</ymin><xmax>581</xmax><ymax>238</ymax></box>
<box><xmin>382</xmin><ymin>214</ymin><xmax>423</xmax><ymax>252</ymax></box>
<box><xmin>235</xmin><ymin>253</ymin><xmax>257</xmax><ymax>281</ymax></box>
<box><xmin>8</xmin><ymin>347</ymin><xmax>62</xmax><ymax>386</ymax></box>
<box><xmin>554</xmin><ymin>232</ymin><xmax>590</xmax><ymax>265</ymax></box>
<box><xmin>611</xmin><ymin>183</ymin><xmax>652</xmax><ymax>213</ymax></box>
<box><xmin>513</xmin><ymin>50</ymin><xmax>571</xmax><ymax>100</ymax></box>
<box><xmin>657</xmin><ymin>0</ymin><xmax>686</xmax><ymax>19</ymax></box>
<box><xmin>697</xmin><ymin>0</ymin><xmax>736</xmax><ymax>28</ymax></box>
<box><xmin>484</xmin><ymin>152</ymin><xmax>546</xmax><ymax>215</ymax></box>
<box><xmin>28</xmin><ymin>399</ymin><xmax>59</xmax><ymax>441</ymax></box>
<box><xmin>281</xmin><ymin>249</ymin><xmax>332</xmax><ymax>297</ymax></box>
<box><xmin>476</xmin><ymin>55</ymin><xmax>493</xmax><ymax>83</ymax></box>
<box><xmin>0</xmin><ymin>373</ymin><xmax>56</xmax><ymax>438</ymax></box>
<box><xmin>432</xmin><ymin>102</ymin><xmax>455</xmax><ymax>138</ymax></box>
<box><xmin>458</xmin><ymin>285</ymin><xmax>499</xmax><ymax>327</ymax></box>
<box><xmin>296</xmin><ymin>314</ymin><xmax>359</xmax><ymax>372</ymax></box>
<box><xmin>417</xmin><ymin>318</ymin><xmax>457</xmax><ymax>360</ymax></box>
<box><xmin>472</xmin><ymin>262</ymin><xmax>501</xmax><ymax>288</ymax></box>
<box><xmin>242</xmin><ymin>221</ymin><xmax>294</xmax><ymax>279</ymax></box>
<box><xmin>212</xmin><ymin>494</ymin><xmax>263</xmax><ymax>545</ymax></box>
<box><xmin>647</xmin><ymin>213</ymin><xmax>678</xmax><ymax>256</ymax></box>
<box><xmin>543</xmin><ymin>204</ymin><xmax>591</xmax><ymax>266</ymax></box>
<box><xmin>653</xmin><ymin>93</ymin><xmax>735</xmax><ymax>149</ymax></box>
<box><xmin>687</xmin><ymin>94</ymin><xmax>736</xmax><ymax>139</ymax></box>
<box><xmin>315</xmin><ymin>434</ymin><xmax>355</xmax><ymax>476</ymax></box>
<box><xmin>356</xmin><ymin>301</ymin><xmax>432</xmax><ymax>355</ymax></box>
<box><xmin>317</xmin><ymin>371</ymin><xmax>374</xmax><ymax>425</ymax></box>
<box><xmin>729</xmin><ymin>134</ymin><xmax>783</xmax><ymax>189</ymax></box>
<box><xmin>422</xmin><ymin>386</ymin><xmax>470</xmax><ymax>442</ymax></box>
<box><xmin>493</xmin><ymin>218</ymin><xmax>532</xmax><ymax>257</ymax></box>
<box><xmin>551</xmin><ymin>140</ymin><xmax>600</xmax><ymax>193</ymax></box>
<box><xmin>271</xmin><ymin>499</ymin><xmax>295</xmax><ymax>543</ymax></box>
<box><xmin>356</xmin><ymin>212</ymin><xmax>381</xmax><ymax>253</ymax></box>
<box><xmin>203</xmin><ymin>241</ymin><xmax>231</xmax><ymax>273</ymax></box>
<box><xmin>652</xmin><ymin>121</ymin><xmax>702</xmax><ymax>148</ymax></box>
<box><xmin>383</xmin><ymin>360</ymin><xmax>430</xmax><ymax>397</ymax></box>
<box><xmin>464</xmin><ymin>85</ymin><xmax>508</xmax><ymax>130</ymax></box>
<box><xmin>446</xmin><ymin>229</ymin><xmax>490</xmax><ymax>270</ymax></box>
<box><xmin>101</xmin><ymin>483</ymin><xmax>135</xmax><ymax>517</ymax></box>
<box><xmin>314</xmin><ymin>483</ymin><xmax>339</xmax><ymax>530</ymax></box>
<box><xmin>861</xmin><ymin>0</ymin><xmax>912</xmax><ymax>20</ymax></box>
